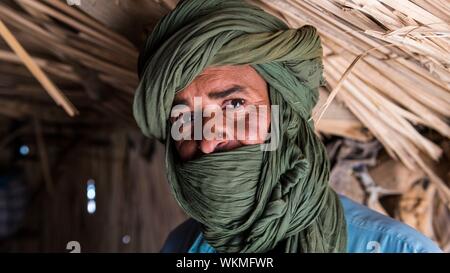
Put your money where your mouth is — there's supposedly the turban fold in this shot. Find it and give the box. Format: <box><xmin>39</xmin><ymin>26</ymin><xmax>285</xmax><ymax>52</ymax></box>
<box><xmin>133</xmin><ymin>0</ymin><xmax>347</xmax><ymax>252</ymax></box>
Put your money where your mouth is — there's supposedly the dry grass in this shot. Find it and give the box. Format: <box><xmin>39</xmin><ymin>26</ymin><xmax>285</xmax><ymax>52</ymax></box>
<box><xmin>252</xmin><ymin>0</ymin><xmax>450</xmax><ymax>207</ymax></box>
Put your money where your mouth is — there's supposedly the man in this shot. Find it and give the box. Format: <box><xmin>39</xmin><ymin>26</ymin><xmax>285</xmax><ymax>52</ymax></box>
<box><xmin>133</xmin><ymin>0</ymin><xmax>442</xmax><ymax>253</ymax></box>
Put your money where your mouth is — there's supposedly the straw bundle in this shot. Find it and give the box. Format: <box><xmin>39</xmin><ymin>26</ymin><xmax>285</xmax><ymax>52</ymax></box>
<box><xmin>0</xmin><ymin>0</ymin><xmax>138</xmax><ymax>123</ymax></box>
<box><xmin>251</xmin><ymin>0</ymin><xmax>450</xmax><ymax>206</ymax></box>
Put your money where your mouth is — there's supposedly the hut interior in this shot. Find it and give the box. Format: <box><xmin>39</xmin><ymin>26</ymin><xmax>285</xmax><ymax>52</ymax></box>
<box><xmin>0</xmin><ymin>0</ymin><xmax>448</xmax><ymax>252</ymax></box>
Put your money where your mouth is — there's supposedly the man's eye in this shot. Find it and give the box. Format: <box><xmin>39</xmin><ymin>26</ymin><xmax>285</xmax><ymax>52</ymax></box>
<box><xmin>224</xmin><ymin>99</ymin><xmax>245</xmax><ymax>109</ymax></box>
<box><xmin>172</xmin><ymin>112</ymin><xmax>193</xmax><ymax>124</ymax></box>
<box><xmin>181</xmin><ymin>112</ymin><xmax>193</xmax><ymax>124</ymax></box>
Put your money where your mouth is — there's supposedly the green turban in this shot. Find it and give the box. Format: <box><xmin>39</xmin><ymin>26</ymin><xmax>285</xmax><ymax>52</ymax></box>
<box><xmin>133</xmin><ymin>0</ymin><xmax>347</xmax><ymax>252</ymax></box>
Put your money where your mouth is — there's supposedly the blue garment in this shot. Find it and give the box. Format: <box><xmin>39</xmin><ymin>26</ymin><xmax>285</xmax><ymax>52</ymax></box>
<box><xmin>162</xmin><ymin>195</ymin><xmax>442</xmax><ymax>253</ymax></box>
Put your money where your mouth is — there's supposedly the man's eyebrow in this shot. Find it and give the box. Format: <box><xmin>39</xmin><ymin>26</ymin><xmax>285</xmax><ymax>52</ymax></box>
<box><xmin>208</xmin><ymin>85</ymin><xmax>245</xmax><ymax>99</ymax></box>
<box><xmin>172</xmin><ymin>97</ymin><xmax>188</xmax><ymax>106</ymax></box>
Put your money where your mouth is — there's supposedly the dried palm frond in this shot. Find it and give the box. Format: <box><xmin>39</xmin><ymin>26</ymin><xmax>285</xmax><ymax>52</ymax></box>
<box><xmin>252</xmin><ymin>0</ymin><xmax>450</xmax><ymax>206</ymax></box>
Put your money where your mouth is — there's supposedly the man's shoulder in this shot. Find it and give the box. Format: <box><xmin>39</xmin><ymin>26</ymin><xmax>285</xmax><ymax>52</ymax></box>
<box><xmin>161</xmin><ymin>196</ymin><xmax>443</xmax><ymax>253</ymax></box>
<box><xmin>340</xmin><ymin>195</ymin><xmax>442</xmax><ymax>253</ymax></box>
<box><xmin>160</xmin><ymin>218</ymin><xmax>201</xmax><ymax>253</ymax></box>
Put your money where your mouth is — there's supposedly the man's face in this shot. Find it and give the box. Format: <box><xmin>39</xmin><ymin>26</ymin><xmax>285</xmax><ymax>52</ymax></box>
<box><xmin>170</xmin><ymin>65</ymin><xmax>271</xmax><ymax>161</ymax></box>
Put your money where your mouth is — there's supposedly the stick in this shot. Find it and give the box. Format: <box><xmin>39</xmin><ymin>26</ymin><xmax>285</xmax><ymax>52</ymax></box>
<box><xmin>0</xmin><ymin>19</ymin><xmax>78</xmax><ymax>116</ymax></box>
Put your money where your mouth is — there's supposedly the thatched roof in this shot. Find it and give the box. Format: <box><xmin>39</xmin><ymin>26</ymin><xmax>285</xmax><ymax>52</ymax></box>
<box><xmin>255</xmin><ymin>0</ymin><xmax>450</xmax><ymax>204</ymax></box>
